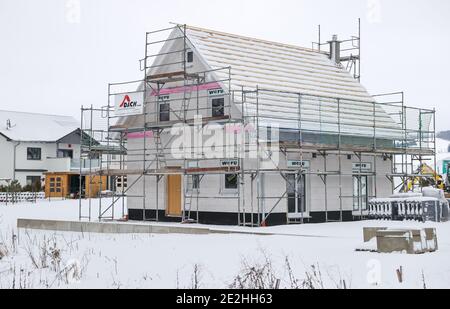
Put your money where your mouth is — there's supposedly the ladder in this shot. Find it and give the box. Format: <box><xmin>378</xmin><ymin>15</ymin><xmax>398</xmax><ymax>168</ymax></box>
<box><xmin>181</xmin><ymin>78</ymin><xmax>195</xmax><ymax>121</ymax></box>
<box><xmin>153</xmin><ymin>129</ymin><xmax>167</xmax><ymax>169</ymax></box>
<box><xmin>183</xmin><ymin>177</ymin><xmax>195</xmax><ymax>223</ymax></box>
<box><xmin>183</xmin><ymin>174</ymin><xmax>202</xmax><ymax>223</ymax></box>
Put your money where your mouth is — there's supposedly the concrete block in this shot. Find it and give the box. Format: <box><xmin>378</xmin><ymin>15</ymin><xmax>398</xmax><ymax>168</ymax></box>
<box><xmin>376</xmin><ymin>230</ymin><xmax>414</xmax><ymax>254</ymax></box>
<box><xmin>151</xmin><ymin>226</ymin><xmax>171</xmax><ymax>234</ymax></box>
<box><xmin>410</xmin><ymin>229</ymin><xmax>425</xmax><ymax>254</ymax></box>
<box><xmin>424</xmin><ymin>228</ymin><xmax>438</xmax><ymax>252</ymax></box>
<box><xmin>100</xmin><ymin>224</ymin><xmax>118</xmax><ymax>234</ymax></box>
<box><xmin>363</xmin><ymin>227</ymin><xmax>387</xmax><ymax>242</ymax></box>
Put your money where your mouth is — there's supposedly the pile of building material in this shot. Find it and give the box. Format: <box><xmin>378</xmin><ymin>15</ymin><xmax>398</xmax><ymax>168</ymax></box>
<box><xmin>357</xmin><ymin>227</ymin><xmax>438</xmax><ymax>254</ymax></box>
<box><xmin>368</xmin><ymin>188</ymin><xmax>449</xmax><ymax>222</ymax></box>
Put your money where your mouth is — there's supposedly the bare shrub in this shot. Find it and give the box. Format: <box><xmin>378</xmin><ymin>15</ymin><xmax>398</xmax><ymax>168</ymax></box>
<box><xmin>422</xmin><ymin>270</ymin><xmax>427</xmax><ymax>290</ymax></box>
<box><xmin>230</xmin><ymin>255</ymin><xmax>279</xmax><ymax>289</ymax></box>
<box><xmin>0</xmin><ymin>243</ymin><xmax>8</xmax><ymax>260</ymax></box>
<box><xmin>231</xmin><ymin>254</ymin><xmax>352</xmax><ymax>290</ymax></box>
<box><xmin>302</xmin><ymin>263</ymin><xmax>325</xmax><ymax>289</ymax></box>
<box><xmin>285</xmin><ymin>257</ymin><xmax>301</xmax><ymax>289</ymax></box>
<box><xmin>22</xmin><ymin>232</ymin><xmax>64</xmax><ymax>272</ymax></box>
<box><xmin>191</xmin><ymin>264</ymin><xmax>203</xmax><ymax>289</ymax></box>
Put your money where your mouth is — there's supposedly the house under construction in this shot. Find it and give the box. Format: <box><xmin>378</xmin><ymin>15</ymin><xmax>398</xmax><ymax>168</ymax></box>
<box><xmin>79</xmin><ymin>23</ymin><xmax>436</xmax><ymax>226</ymax></box>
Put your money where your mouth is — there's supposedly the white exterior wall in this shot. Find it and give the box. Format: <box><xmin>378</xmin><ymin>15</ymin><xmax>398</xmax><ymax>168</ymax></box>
<box><xmin>126</xmin><ymin>137</ymin><xmax>394</xmax><ymax>219</ymax></box>
<box><xmin>0</xmin><ymin>135</ymin><xmax>14</xmax><ymax>182</ymax></box>
<box><xmin>12</xmin><ymin>142</ymin><xmax>56</xmax><ymax>186</ymax></box>
<box><xmin>0</xmin><ymin>139</ymin><xmax>82</xmax><ymax>186</ymax></box>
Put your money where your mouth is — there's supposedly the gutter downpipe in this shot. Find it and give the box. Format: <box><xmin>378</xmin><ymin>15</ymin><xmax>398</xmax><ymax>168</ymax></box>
<box><xmin>13</xmin><ymin>141</ymin><xmax>21</xmax><ymax>181</ymax></box>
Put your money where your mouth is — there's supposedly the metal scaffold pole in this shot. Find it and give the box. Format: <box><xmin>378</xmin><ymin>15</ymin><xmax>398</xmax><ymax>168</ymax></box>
<box><xmin>79</xmin><ymin>106</ymin><xmax>84</xmax><ymax>221</ymax></box>
<box><xmin>338</xmin><ymin>98</ymin><xmax>343</xmax><ymax>222</ymax></box>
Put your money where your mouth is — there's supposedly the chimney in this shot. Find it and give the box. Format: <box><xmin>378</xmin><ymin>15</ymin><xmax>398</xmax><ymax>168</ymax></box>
<box><xmin>328</xmin><ymin>34</ymin><xmax>341</xmax><ymax>65</ymax></box>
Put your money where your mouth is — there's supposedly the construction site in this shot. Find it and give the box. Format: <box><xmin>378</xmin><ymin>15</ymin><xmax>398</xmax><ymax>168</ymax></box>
<box><xmin>78</xmin><ymin>22</ymin><xmax>439</xmax><ymax>227</ymax></box>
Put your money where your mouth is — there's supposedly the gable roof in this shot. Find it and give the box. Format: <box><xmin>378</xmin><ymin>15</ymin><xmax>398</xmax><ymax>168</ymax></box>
<box><xmin>0</xmin><ymin>110</ymin><xmax>79</xmax><ymax>142</ymax></box>
<box><xmin>186</xmin><ymin>26</ymin><xmax>370</xmax><ymax>101</ymax></box>
<box><xmin>118</xmin><ymin>25</ymin><xmax>403</xmax><ymax>140</ymax></box>
<box><xmin>183</xmin><ymin>25</ymin><xmax>402</xmax><ymax>138</ymax></box>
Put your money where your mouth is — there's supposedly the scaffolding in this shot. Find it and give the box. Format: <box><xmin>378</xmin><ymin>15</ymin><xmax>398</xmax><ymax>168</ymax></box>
<box><xmin>313</xmin><ymin>18</ymin><xmax>361</xmax><ymax>81</ymax></box>
<box><xmin>79</xmin><ymin>24</ymin><xmax>437</xmax><ymax>226</ymax></box>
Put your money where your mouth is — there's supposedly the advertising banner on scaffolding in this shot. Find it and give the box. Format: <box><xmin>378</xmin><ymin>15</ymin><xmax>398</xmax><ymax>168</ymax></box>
<box><xmin>114</xmin><ymin>92</ymin><xmax>144</xmax><ymax>116</ymax></box>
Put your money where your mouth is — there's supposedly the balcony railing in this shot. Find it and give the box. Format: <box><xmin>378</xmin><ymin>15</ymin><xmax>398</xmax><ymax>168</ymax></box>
<box><xmin>46</xmin><ymin>158</ymin><xmax>101</xmax><ymax>173</ymax></box>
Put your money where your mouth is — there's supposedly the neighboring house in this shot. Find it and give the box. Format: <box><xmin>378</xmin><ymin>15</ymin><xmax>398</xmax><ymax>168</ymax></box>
<box><xmin>0</xmin><ymin>110</ymin><xmax>82</xmax><ymax>188</ymax></box>
<box><xmin>93</xmin><ymin>25</ymin><xmax>435</xmax><ymax>226</ymax></box>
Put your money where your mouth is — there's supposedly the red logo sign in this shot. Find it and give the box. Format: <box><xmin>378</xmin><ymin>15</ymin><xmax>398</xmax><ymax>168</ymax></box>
<box><xmin>119</xmin><ymin>95</ymin><xmax>138</xmax><ymax>108</ymax></box>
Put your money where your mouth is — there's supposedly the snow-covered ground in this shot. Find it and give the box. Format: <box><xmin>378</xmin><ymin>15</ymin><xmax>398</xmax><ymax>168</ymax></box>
<box><xmin>0</xmin><ymin>199</ymin><xmax>449</xmax><ymax>289</ymax></box>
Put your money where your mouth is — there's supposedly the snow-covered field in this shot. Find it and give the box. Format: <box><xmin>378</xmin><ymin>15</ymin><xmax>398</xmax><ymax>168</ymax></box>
<box><xmin>0</xmin><ymin>199</ymin><xmax>449</xmax><ymax>289</ymax></box>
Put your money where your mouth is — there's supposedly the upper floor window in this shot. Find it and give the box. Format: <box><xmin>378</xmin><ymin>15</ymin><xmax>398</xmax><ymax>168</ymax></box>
<box><xmin>160</xmin><ymin>103</ymin><xmax>170</xmax><ymax>122</ymax></box>
<box><xmin>27</xmin><ymin>148</ymin><xmax>41</xmax><ymax>161</ymax></box>
<box><xmin>187</xmin><ymin>51</ymin><xmax>194</xmax><ymax>63</ymax></box>
<box><xmin>158</xmin><ymin>95</ymin><xmax>170</xmax><ymax>122</ymax></box>
<box><xmin>212</xmin><ymin>98</ymin><xmax>225</xmax><ymax>117</ymax></box>
<box><xmin>209</xmin><ymin>89</ymin><xmax>225</xmax><ymax>118</ymax></box>
<box><xmin>57</xmin><ymin>149</ymin><xmax>73</xmax><ymax>159</ymax></box>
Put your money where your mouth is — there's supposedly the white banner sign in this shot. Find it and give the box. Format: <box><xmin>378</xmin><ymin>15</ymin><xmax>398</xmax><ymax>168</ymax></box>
<box><xmin>353</xmin><ymin>162</ymin><xmax>372</xmax><ymax>172</ymax></box>
<box><xmin>208</xmin><ymin>89</ymin><xmax>224</xmax><ymax>97</ymax></box>
<box><xmin>287</xmin><ymin>160</ymin><xmax>310</xmax><ymax>169</ymax></box>
<box><xmin>221</xmin><ymin>159</ymin><xmax>239</xmax><ymax>167</ymax></box>
<box><xmin>114</xmin><ymin>92</ymin><xmax>144</xmax><ymax>116</ymax></box>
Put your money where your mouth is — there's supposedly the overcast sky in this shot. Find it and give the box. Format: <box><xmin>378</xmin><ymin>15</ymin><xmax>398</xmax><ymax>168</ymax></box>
<box><xmin>1</xmin><ymin>0</ymin><xmax>449</xmax><ymax>130</ymax></box>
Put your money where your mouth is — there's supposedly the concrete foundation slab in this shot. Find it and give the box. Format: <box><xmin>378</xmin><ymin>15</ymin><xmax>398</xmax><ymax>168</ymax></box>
<box><xmin>17</xmin><ymin>219</ymin><xmax>216</xmax><ymax>235</ymax></box>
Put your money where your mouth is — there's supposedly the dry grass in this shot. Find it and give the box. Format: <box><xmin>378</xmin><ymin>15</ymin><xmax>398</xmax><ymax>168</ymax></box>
<box><xmin>230</xmin><ymin>253</ymin><xmax>351</xmax><ymax>290</ymax></box>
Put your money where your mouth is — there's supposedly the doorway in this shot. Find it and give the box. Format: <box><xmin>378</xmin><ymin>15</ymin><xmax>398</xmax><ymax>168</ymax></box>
<box><xmin>286</xmin><ymin>173</ymin><xmax>307</xmax><ymax>218</ymax></box>
<box><xmin>353</xmin><ymin>175</ymin><xmax>368</xmax><ymax>212</ymax></box>
<box><xmin>167</xmin><ymin>175</ymin><xmax>182</xmax><ymax>217</ymax></box>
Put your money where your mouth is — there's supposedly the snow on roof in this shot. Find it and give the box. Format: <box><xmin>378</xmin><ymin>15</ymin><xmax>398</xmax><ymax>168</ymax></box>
<box><xmin>186</xmin><ymin>26</ymin><xmax>370</xmax><ymax>100</ymax></box>
<box><xmin>185</xmin><ymin>26</ymin><xmax>402</xmax><ymax>139</ymax></box>
<box><xmin>0</xmin><ymin>110</ymin><xmax>79</xmax><ymax>142</ymax></box>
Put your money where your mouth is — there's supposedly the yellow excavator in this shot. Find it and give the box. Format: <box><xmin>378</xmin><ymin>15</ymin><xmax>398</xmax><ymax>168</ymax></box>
<box><xmin>401</xmin><ymin>163</ymin><xmax>445</xmax><ymax>192</ymax></box>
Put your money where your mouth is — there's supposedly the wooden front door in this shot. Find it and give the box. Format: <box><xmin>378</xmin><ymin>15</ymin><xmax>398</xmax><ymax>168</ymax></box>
<box><xmin>167</xmin><ymin>175</ymin><xmax>182</xmax><ymax>217</ymax></box>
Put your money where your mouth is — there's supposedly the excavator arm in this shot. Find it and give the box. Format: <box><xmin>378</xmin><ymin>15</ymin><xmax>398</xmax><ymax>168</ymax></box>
<box><xmin>402</xmin><ymin>163</ymin><xmax>445</xmax><ymax>192</ymax></box>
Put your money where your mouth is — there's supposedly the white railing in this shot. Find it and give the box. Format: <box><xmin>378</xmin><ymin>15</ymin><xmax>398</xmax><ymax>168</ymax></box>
<box><xmin>70</xmin><ymin>159</ymin><xmax>101</xmax><ymax>170</ymax></box>
<box><xmin>46</xmin><ymin>157</ymin><xmax>71</xmax><ymax>172</ymax></box>
<box><xmin>0</xmin><ymin>192</ymin><xmax>46</xmax><ymax>204</ymax></box>
<box><xmin>46</xmin><ymin>158</ymin><xmax>101</xmax><ymax>173</ymax></box>
<box><xmin>368</xmin><ymin>198</ymin><xmax>440</xmax><ymax>222</ymax></box>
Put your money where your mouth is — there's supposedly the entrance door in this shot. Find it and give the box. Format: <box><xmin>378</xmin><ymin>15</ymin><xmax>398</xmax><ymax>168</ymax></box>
<box><xmin>353</xmin><ymin>175</ymin><xmax>368</xmax><ymax>212</ymax></box>
<box><xmin>167</xmin><ymin>175</ymin><xmax>182</xmax><ymax>217</ymax></box>
<box><xmin>287</xmin><ymin>174</ymin><xmax>307</xmax><ymax>218</ymax></box>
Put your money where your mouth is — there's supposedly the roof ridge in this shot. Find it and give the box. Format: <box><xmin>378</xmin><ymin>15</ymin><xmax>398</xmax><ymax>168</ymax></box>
<box><xmin>184</xmin><ymin>25</ymin><xmax>325</xmax><ymax>54</ymax></box>
<box><xmin>0</xmin><ymin>109</ymin><xmax>76</xmax><ymax>119</ymax></box>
